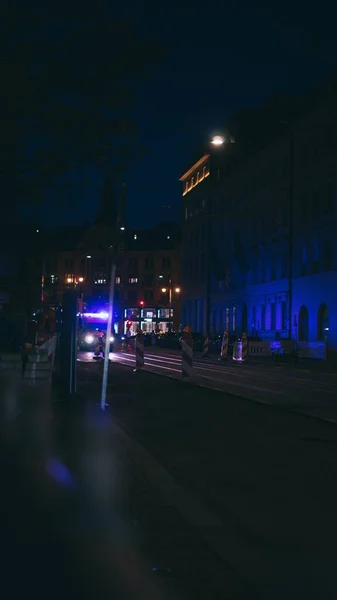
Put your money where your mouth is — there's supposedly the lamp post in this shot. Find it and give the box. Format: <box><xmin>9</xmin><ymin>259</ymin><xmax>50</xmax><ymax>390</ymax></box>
<box><xmin>100</xmin><ymin>182</ymin><xmax>127</xmax><ymax>411</ymax></box>
<box><xmin>205</xmin><ymin>135</ymin><xmax>226</xmax><ymax>340</ymax></box>
<box><xmin>161</xmin><ymin>286</ymin><xmax>181</xmax><ymax>331</ymax></box>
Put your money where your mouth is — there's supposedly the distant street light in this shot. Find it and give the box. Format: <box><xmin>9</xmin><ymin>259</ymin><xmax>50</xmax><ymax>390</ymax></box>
<box><xmin>161</xmin><ymin>286</ymin><xmax>181</xmax><ymax>331</ymax></box>
<box><xmin>211</xmin><ymin>135</ymin><xmax>225</xmax><ymax>146</ymax></box>
<box><xmin>78</xmin><ymin>277</ymin><xmax>84</xmax><ymax>283</ymax></box>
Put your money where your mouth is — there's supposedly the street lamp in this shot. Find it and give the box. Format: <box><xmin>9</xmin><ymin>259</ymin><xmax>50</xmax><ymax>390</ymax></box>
<box><xmin>161</xmin><ymin>286</ymin><xmax>181</xmax><ymax>331</ymax></box>
<box><xmin>211</xmin><ymin>135</ymin><xmax>225</xmax><ymax>146</ymax></box>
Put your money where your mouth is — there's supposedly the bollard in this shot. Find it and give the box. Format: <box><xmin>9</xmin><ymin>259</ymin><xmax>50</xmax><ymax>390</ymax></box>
<box><xmin>219</xmin><ymin>330</ymin><xmax>228</xmax><ymax>360</ymax></box>
<box><xmin>135</xmin><ymin>330</ymin><xmax>144</xmax><ymax>370</ymax></box>
<box><xmin>203</xmin><ymin>336</ymin><xmax>209</xmax><ymax>357</ymax></box>
<box><xmin>242</xmin><ymin>332</ymin><xmax>247</xmax><ymax>361</ymax></box>
<box><xmin>181</xmin><ymin>326</ymin><xmax>193</xmax><ymax>378</ymax></box>
<box><xmin>232</xmin><ymin>340</ymin><xmax>242</xmax><ymax>361</ymax></box>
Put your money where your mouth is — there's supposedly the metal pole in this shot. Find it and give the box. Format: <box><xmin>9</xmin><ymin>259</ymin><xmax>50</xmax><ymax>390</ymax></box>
<box><xmin>206</xmin><ymin>204</ymin><xmax>211</xmax><ymax>337</ymax></box>
<box><xmin>169</xmin><ymin>288</ymin><xmax>172</xmax><ymax>331</ymax></box>
<box><xmin>100</xmin><ymin>180</ymin><xmax>126</xmax><ymax>411</ymax></box>
<box><xmin>100</xmin><ymin>260</ymin><xmax>116</xmax><ymax>410</ymax></box>
<box><xmin>288</xmin><ymin>131</ymin><xmax>294</xmax><ymax>339</ymax></box>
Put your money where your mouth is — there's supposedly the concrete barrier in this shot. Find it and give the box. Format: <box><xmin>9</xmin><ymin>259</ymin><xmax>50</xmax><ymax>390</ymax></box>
<box><xmin>298</xmin><ymin>342</ymin><xmax>326</xmax><ymax>360</ymax></box>
<box><xmin>248</xmin><ymin>341</ymin><xmax>270</xmax><ymax>357</ymax></box>
<box><xmin>0</xmin><ymin>351</ymin><xmax>52</xmax><ymax>380</ymax></box>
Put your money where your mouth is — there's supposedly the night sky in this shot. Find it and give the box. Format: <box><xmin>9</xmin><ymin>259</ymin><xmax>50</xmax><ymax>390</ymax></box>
<box><xmin>26</xmin><ymin>2</ymin><xmax>336</xmax><ymax>229</ymax></box>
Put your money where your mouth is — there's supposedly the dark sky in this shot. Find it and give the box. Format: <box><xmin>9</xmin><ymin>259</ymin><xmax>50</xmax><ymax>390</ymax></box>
<box><xmin>29</xmin><ymin>2</ymin><xmax>336</xmax><ymax>229</ymax></box>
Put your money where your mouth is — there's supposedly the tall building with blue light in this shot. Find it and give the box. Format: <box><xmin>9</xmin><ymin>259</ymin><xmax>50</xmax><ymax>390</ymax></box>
<box><xmin>180</xmin><ymin>81</ymin><xmax>337</xmax><ymax>354</ymax></box>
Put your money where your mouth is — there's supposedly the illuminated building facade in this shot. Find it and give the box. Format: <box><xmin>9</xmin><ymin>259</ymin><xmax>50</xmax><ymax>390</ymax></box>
<box><xmin>43</xmin><ymin>224</ymin><xmax>182</xmax><ymax>334</ymax></box>
<box><xmin>181</xmin><ymin>86</ymin><xmax>337</xmax><ymax>352</ymax></box>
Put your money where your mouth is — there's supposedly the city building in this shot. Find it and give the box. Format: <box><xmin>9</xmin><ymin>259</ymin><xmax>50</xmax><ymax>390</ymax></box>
<box><xmin>43</xmin><ymin>223</ymin><xmax>182</xmax><ymax>334</ymax></box>
<box><xmin>180</xmin><ymin>80</ymin><xmax>337</xmax><ymax>353</ymax></box>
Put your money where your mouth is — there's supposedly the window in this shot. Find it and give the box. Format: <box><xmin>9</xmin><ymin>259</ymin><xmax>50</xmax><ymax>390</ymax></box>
<box><xmin>94</xmin><ymin>272</ymin><xmax>107</xmax><ymax>284</ymax></box>
<box><xmin>200</xmin><ymin>253</ymin><xmax>204</xmax><ymax>277</ymax></box>
<box><xmin>145</xmin><ymin>257</ymin><xmax>154</xmax><ymax>270</ymax></box>
<box><xmin>128</xmin><ymin>277</ymin><xmax>138</xmax><ymax>284</ymax></box>
<box><xmin>323</xmin><ymin>182</ymin><xmax>334</xmax><ymax>214</ymax></box>
<box><xmin>144</xmin><ymin>273</ymin><xmax>154</xmax><ymax>286</ymax></box>
<box><xmin>115</xmin><ymin>276</ymin><xmax>121</xmax><ymax>284</ymax></box>
<box><xmin>281</xmin><ymin>301</ymin><xmax>287</xmax><ymax>330</ymax></box>
<box><xmin>270</xmin><ymin>253</ymin><xmax>277</xmax><ymax>281</ymax></box>
<box><xmin>65</xmin><ymin>258</ymin><xmax>74</xmax><ymax>269</ymax></box>
<box><xmin>312</xmin><ymin>240</ymin><xmax>319</xmax><ymax>273</ymax></box>
<box><xmin>323</xmin><ymin>240</ymin><xmax>333</xmax><ymax>271</ymax></box>
<box><xmin>162</xmin><ymin>257</ymin><xmax>171</xmax><ymax>269</ymax></box>
<box><xmin>261</xmin><ymin>305</ymin><xmax>266</xmax><ymax>330</ymax></box>
<box><xmin>129</xmin><ymin>257</ymin><xmax>138</xmax><ymax>270</ymax></box>
<box><xmin>281</xmin><ymin>252</ymin><xmax>288</xmax><ymax>278</ymax></box>
<box><xmin>260</xmin><ymin>254</ymin><xmax>267</xmax><ymax>283</ymax></box>
<box><xmin>271</xmin><ymin>303</ymin><xmax>276</xmax><ymax>330</ymax></box>
<box><xmin>252</xmin><ymin>306</ymin><xmax>256</xmax><ymax>328</ymax></box>
<box><xmin>127</xmin><ymin>290</ymin><xmax>137</xmax><ymax>302</ymax></box>
<box><xmin>300</xmin><ymin>244</ymin><xmax>307</xmax><ymax>276</ymax></box>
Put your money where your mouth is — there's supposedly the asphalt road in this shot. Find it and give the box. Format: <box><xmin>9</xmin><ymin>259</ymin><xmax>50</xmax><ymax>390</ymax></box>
<box><xmin>77</xmin><ymin>360</ymin><xmax>337</xmax><ymax>599</ymax></box>
<box><xmin>78</xmin><ymin>348</ymin><xmax>337</xmax><ymax>422</ymax></box>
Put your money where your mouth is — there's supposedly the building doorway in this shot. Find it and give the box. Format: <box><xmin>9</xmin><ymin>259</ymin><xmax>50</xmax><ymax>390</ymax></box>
<box><xmin>298</xmin><ymin>305</ymin><xmax>309</xmax><ymax>341</ymax></box>
<box><xmin>317</xmin><ymin>303</ymin><xmax>329</xmax><ymax>343</ymax></box>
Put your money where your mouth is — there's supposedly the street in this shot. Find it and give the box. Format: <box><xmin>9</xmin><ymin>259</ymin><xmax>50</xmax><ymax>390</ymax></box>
<box><xmin>78</xmin><ymin>347</ymin><xmax>337</xmax><ymax>422</ymax></box>
<box><xmin>76</xmin><ymin>359</ymin><xmax>337</xmax><ymax>598</ymax></box>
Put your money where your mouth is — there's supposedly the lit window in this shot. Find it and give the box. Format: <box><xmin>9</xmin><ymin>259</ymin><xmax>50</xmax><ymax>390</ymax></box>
<box><xmin>129</xmin><ymin>277</ymin><xmax>138</xmax><ymax>284</ymax></box>
<box><xmin>115</xmin><ymin>276</ymin><xmax>121</xmax><ymax>284</ymax></box>
<box><xmin>95</xmin><ymin>278</ymin><xmax>107</xmax><ymax>284</ymax></box>
<box><xmin>65</xmin><ymin>274</ymin><xmax>74</xmax><ymax>283</ymax></box>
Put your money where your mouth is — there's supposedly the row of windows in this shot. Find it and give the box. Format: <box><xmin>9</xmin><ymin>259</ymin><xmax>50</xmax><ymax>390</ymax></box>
<box><xmin>47</xmin><ymin>274</ymin><xmax>174</xmax><ymax>288</ymax></box>
<box><xmin>185</xmin><ymin>239</ymin><xmax>335</xmax><ymax>287</ymax></box>
<box><xmin>46</xmin><ymin>256</ymin><xmax>173</xmax><ymax>272</ymax></box>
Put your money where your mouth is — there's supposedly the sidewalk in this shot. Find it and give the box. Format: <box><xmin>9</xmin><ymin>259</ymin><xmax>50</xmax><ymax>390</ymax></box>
<box><xmin>0</xmin><ymin>374</ymin><xmax>252</xmax><ymax>600</ymax></box>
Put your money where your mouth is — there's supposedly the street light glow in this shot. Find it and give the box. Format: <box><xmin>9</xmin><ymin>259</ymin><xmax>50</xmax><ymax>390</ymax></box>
<box><xmin>86</xmin><ymin>255</ymin><xmax>91</xmax><ymax>259</ymax></box>
<box><xmin>78</xmin><ymin>277</ymin><xmax>84</xmax><ymax>283</ymax></box>
<box><xmin>175</xmin><ymin>287</ymin><xmax>181</xmax><ymax>293</ymax></box>
<box><xmin>161</xmin><ymin>287</ymin><xmax>167</xmax><ymax>293</ymax></box>
<box><xmin>211</xmin><ymin>135</ymin><xmax>225</xmax><ymax>146</ymax></box>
